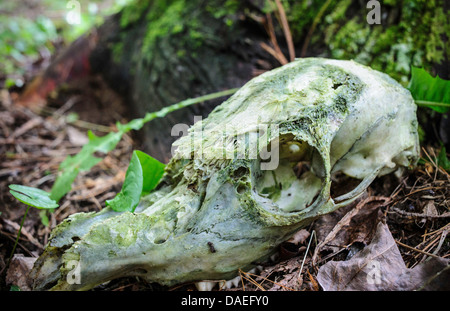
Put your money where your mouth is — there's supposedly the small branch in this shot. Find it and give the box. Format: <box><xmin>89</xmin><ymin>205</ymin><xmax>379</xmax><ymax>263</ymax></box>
<box><xmin>260</xmin><ymin>42</ymin><xmax>288</xmax><ymax>66</ymax></box>
<box><xmin>391</xmin><ymin>206</ymin><xmax>450</xmax><ymax>219</ymax></box>
<box><xmin>395</xmin><ymin>240</ymin><xmax>441</xmax><ymax>259</ymax></box>
<box><xmin>274</xmin><ymin>0</ymin><xmax>295</xmax><ymax>62</ymax></box>
<box><xmin>263</xmin><ymin>13</ymin><xmax>288</xmax><ymax>65</ymax></box>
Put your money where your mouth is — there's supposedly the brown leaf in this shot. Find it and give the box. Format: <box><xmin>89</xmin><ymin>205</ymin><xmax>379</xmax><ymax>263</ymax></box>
<box><xmin>312</xmin><ymin>196</ymin><xmax>387</xmax><ymax>263</ymax></box>
<box><xmin>66</xmin><ymin>126</ymin><xmax>89</xmax><ymax>146</ymax></box>
<box><xmin>6</xmin><ymin>254</ymin><xmax>37</xmax><ymax>291</ymax></box>
<box><xmin>317</xmin><ymin>222</ymin><xmax>450</xmax><ymax>291</ymax></box>
<box><xmin>279</xmin><ymin>229</ymin><xmax>310</xmax><ymax>260</ymax></box>
<box><xmin>307</xmin><ymin>269</ymin><xmax>319</xmax><ymax>291</ymax></box>
<box><xmin>287</xmin><ymin>229</ymin><xmax>310</xmax><ymax>245</ymax></box>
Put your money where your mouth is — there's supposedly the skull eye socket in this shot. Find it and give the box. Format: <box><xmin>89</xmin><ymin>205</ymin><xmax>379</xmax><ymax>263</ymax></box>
<box><xmin>255</xmin><ymin>136</ymin><xmax>324</xmax><ymax>213</ymax></box>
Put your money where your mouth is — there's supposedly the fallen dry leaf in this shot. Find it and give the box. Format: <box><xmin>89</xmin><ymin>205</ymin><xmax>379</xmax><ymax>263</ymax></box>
<box><xmin>66</xmin><ymin>126</ymin><xmax>89</xmax><ymax>146</ymax></box>
<box><xmin>317</xmin><ymin>222</ymin><xmax>450</xmax><ymax>291</ymax></box>
<box><xmin>312</xmin><ymin>196</ymin><xmax>387</xmax><ymax>263</ymax></box>
<box><xmin>6</xmin><ymin>254</ymin><xmax>37</xmax><ymax>291</ymax></box>
<box><xmin>287</xmin><ymin>229</ymin><xmax>310</xmax><ymax>245</ymax></box>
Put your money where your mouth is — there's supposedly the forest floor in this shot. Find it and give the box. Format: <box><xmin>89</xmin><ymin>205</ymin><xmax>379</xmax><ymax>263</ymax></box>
<box><xmin>0</xmin><ymin>0</ymin><xmax>449</xmax><ymax>291</ymax></box>
<box><xmin>0</xmin><ymin>69</ymin><xmax>449</xmax><ymax>291</ymax></box>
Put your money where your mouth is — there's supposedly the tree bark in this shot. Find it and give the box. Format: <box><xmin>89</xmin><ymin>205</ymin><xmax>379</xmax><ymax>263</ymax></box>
<box><xmin>89</xmin><ymin>0</ymin><xmax>280</xmax><ymax>162</ymax></box>
<box><xmin>18</xmin><ymin>0</ymin><xmax>449</xmax><ymax>159</ymax></box>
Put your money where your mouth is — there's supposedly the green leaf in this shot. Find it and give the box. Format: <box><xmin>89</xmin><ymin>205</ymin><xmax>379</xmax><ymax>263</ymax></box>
<box><xmin>106</xmin><ymin>151</ymin><xmax>143</xmax><ymax>212</ymax></box>
<box><xmin>50</xmin><ymin>167</ymin><xmax>80</xmax><ymax>202</ymax></box>
<box><xmin>408</xmin><ymin>67</ymin><xmax>450</xmax><ymax>113</ymax></box>
<box><xmin>437</xmin><ymin>146</ymin><xmax>450</xmax><ymax>171</ymax></box>
<box><xmin>135</xmin><ymin>150</ymin><xmax>166</xmax><ymax>194</ymax></box>
<box><xmin>106</xmin><ymin>150</ymin><xmax>165</xmax><ymax>212</ymax></box>
<box><xmin>39</xmin><ymin>210</ymin><xmax>50</xmax><ymax>227</ymax></box>
<box><xmin>9</xmin><ymin>185</ymin><xmax>59</xmax><ymax>209</ymax></box>
<box><xmin>50</xmin><ymin>131</ymin><xmax>123</xmax><ymax>201</ymax></box>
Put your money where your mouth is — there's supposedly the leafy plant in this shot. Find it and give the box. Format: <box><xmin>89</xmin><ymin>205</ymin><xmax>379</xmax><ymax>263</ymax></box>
<box><xmin>437</xmin><ymin>146</ymin><xmax>450</xmax><ymax>171</ymax></box>
<box><xmin>408</xmin><ymin>66</ymin><xmax>450</xmax><ymax>113</ymax></box>
<box><xmin>0</xmin><ymin>15</ymin><xmax>57</xmax><ymax>87</ymax></box>
<box><xmin>0</xmin><ymin>0</ymin><xmax>136</xmax><ymax>88</ymax></box>
<box><xmin>49</xmin><ymin>88</ymin><xmax>238</xmax><ymax>202</ymax></box>
<box><xmin>6</xmin><ymin>87</ymin><xmax>237</xmax><ymax>263</ymax></box>
<box><xmin>106</xmin><ymin>150</ymin><xmax>165</xmax><ymax>212</ymax></box>
<box><xmin>7</xmin><ymin>185</ymin><xmax>59</xmax><ymax>265</ymax></box>
<box><xmin>9</xmin><ymin>185</ymin><xmax>59</xmax><ymax>209</ymax></box>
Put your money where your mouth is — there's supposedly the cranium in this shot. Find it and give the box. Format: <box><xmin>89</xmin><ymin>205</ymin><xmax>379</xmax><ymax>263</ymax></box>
<box><xmin>30</xmin><ymin>58</ymin><xmax>419</xmax><ymax>290</ymax></box>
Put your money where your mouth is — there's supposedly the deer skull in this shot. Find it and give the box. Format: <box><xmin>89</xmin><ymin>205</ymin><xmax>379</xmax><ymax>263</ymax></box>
<box><xmin>30</xmin><ymin>58</ymin><xmax>419</xmax><ymax>290</ymax></box>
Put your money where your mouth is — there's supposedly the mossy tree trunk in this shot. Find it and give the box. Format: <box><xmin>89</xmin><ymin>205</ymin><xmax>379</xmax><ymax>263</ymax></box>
<box><xmin>23</xmin><ymin>0</ymin><xmax>449</xmax><ymax>159</ymax></box>
<box><xmin>88</xmin><ymin>0</ymin><xmax>280</xmax><ymax>161</ymax></box>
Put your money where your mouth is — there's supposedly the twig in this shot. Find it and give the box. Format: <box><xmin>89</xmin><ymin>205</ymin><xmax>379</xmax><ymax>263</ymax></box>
<box><xmin>298</xmin><ymin>230</ymin><xmax>316</xmax><ymax>281</ymax></box>
<box><xmin>244</xmin><ymin>270</ymin><xmax>295</xmax><ymax>291</ymax></box>
<box><xmin>414</xmin><ymin>234</ymin><xmax>443</xmax><ymax>260</ymax></box>
<box><xmin>274</xmin><ymin>0</ymin><xmax>295</xmax><ymax>62</ymax></box>
<box><xmin>388</xmin><ymin>186</ymin><xmax>446</xmax><ymax>206</ymax></box>
<box><xmin>422</xmin><ymin>223</ymin><xmax>450</xmax><ymax>237</ymax></box>
<box><xmin>262</xmin><ymin>13</ymin><xmax>288</xmax><ymax>65</ymax></box>
<box><xmin>238</xmin><ymin>269</ymin><xmax>266</xmax><ymax>291</ymax></box>
<box><xmin>431</xmin><ymin>230</ymin><xmax>448</xmax><ymax>256</ymax></box>
<box><xmin>260</xmin><ymin>42</ymin><xmax>288</xmax><ymax>65</ymax></box>
<box><xmin>0</xmin><ymin>230</ymin><xmax>36</xmax><ymax>257</ymax></box>
<box><xmin>2</xmin><ymin>218</ymin><xmax>44</xmax><ymax>250</ymax></box>
<box><xmin>395</xmin><ymin>240</ymin><xmax>441</xmax><ymax>259</ymax></box>
<box><xmin>7</xmin><ymin>117</ymin><xmax>42</xmax><ymax>141</ymax></box>
<box><xmin>238</xmin><ymin>269</ymin><xmax>246</xmax><ymax>291</ymax></box>
<box><xmin>390</xmin><ymin>206</ymin><xmax>450</xmax><ymax>219</ymax></box>
<box><xmin>422</xmin><ymin>147</ymin><xmax>450</xmax><ymax>178</ymax></box>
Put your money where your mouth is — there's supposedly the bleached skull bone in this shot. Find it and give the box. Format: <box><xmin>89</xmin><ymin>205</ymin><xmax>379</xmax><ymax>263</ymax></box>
<box><xmin>30</xmin><ymin>58</ymin><xmax>419</xmax><ymax>290</ymax></box>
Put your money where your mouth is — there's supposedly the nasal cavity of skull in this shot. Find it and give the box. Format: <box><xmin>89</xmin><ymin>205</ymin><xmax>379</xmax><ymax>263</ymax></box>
<box><xmin>330</xmin><ymin>172</ymin><xmax>363</xmax><ymax>200</ymax></box>
<box><xmin>132</xmin><ymin>268</ymin><xmax>148</xmax><ymax>275</ymax></box>
<box><xmin>233</xmin><ymin>166</ymin><xmax>250</xmax><ymax>194</ymax></box>
<box><xmin>332</xmin><ymin>82</ymin><xmax>343</xmax><ymax>90</ymax></box>
<box><xmin>256</xmin><ymin>137</ymin><xmax>323</xmax><ymax>212</ymax></box>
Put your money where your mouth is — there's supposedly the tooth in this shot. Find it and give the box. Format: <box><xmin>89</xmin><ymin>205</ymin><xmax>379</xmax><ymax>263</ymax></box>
<box><xmin>225</xmin><ymin>275</ymin><xmax>241</xmax><ymax>289</ymax></box>
<box><xmin>247</xmin><ymin>268</ymin><xmax>257</xmax><ymax>274</ymax></box>
<box><xmin>195</xmin><ymin>281</ymin><xmax>217</xmax><ymax>291</ymax></box>
<box><xmin>270</xmin><ymin>253</ymin><xmax>279</xmax><ymax>262</ymax></box>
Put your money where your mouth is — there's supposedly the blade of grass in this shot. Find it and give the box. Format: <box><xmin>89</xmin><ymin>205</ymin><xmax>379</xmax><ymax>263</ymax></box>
<box><xmin>301</xmin><ymin>0</ymin><xmax>333</xmax><ymax>57</ymax></box>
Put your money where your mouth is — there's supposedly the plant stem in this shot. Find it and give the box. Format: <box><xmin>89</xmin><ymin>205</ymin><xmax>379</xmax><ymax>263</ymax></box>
<box><xmin>415</xmin><ymin>100</ymin><xmax>450</xmax><ymax>108</ymax></box>
<box><xmin>8</xmin><ymin>205</ymin><xmax>31</xmax><ymax>264</ymax></box>
<box><xmin>301</xmin><ymin>0</ymin><xmax>333</xmax><ymax>57</ymax></box>
<box><xmin>143</xmin><ymin>88</ymin><xmax>240</xmax><ymax>123</ymax></box>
